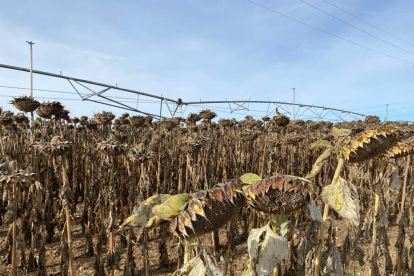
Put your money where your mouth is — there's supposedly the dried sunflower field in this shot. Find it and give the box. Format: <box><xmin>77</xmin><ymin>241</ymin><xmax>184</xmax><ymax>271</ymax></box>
<box><xmin>0</xmin><ymin>96</ymin><xmax>414</xmax><ymax>276</ymax></box>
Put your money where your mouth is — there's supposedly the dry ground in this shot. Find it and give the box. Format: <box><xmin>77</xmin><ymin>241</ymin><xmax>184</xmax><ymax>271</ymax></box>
<box><xmin>0</xmin><ymin>204</ymin><xmax>409</xmax><ymax>276</ymax></box>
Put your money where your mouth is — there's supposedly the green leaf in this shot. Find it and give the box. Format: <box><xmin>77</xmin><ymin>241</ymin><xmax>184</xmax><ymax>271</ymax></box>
<box><xmin>119</xmin><ymin>194</ymin><xmax>171</xmax><ymax>230</ymax></box>
<box><xmin>305</xmin><ymin>147</ymin><xmax>333</xmax><ymax>179</ymax></box>
<box><xmin>307</xmin><ymin>201</ymin><xmax>323</xmax><ymax>222</ymax></box>
<box><xmin>145</xmin><ymin>194</ymin><xmax>172</xmax><ymax>205</ymax></box>
<box><xmin>240</xmin><ymin>173</ymin><xmax>262</xmax><ymax>185</ymax></box>
<box><xmin>146</xmin><ymin>213</ymin><xmax>162</xmax><ymax>228</ymax></box>
<box><xmin>310</xmin><ymin>140</ymin><xmax>332</xmax><ymax>149</ymax></box>
<box><xmin>152</xmin><ymin>193</ymin><xmax>192</xmax><ymax>220</ymax></box>
<box><xmin>322</xmin><ymin>177</ymin><xmax>360</xmax><ymax>226</ymax></box>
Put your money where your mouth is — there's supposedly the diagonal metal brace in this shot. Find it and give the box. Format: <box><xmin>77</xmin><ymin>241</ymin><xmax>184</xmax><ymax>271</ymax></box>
<box><xmin>83</xmin><ymin>87</ymin><xmax>111</xmax><ymax>100</ymax></box>
<box><xmin>71</xmin><ymin>80</ymin><xmax>112</xmax><ymax>100</ymax></box>
<box><xmin>229</xmin><ymin>101</ymin><xmax>249</xmax><ymax>113</ymax></box>
<box><xmin>164</xmin><ymin>100</ymin><xmax>182</xmax><ymax>117</ymax></box>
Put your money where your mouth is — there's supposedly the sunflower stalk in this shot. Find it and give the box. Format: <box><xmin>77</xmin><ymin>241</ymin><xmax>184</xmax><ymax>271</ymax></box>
<box><xmin>314</xmin><ymin>157</ymin><xmax>345</xmax><ymax>276</ymax></box>
<box><xmin>372</xmin><ymin>159</ymin><xmax>386</xmax><ymax>243</ymax></box>
<box><xmin>143</xmin><ymin>228</ymin><xmax>150</xmax><ymax>276</ymax></box>
<box><xmin>0</xmin><ymin>126</ymin><xmax>6</xmax><ymax>159</ymax></box>
<box><xmin>368</xmin><ymin>159</ymin><xmax>388</xmax><ymax>276</ymax></box>
<box><xmin>11</xmin><ymin>183</ymin><xmax>17</xmax><ymax>276</ymax></box>
<box><xmin>400</xmin><ymin>155</ymin><xmax>411</xmax><ymax>213</ymax></box>
<box><xmin>271</xmin><ymin>213</ymin><xmax>282</xmax><ymax>276</ymax></box>
<box><xmin>109</xmin><ymin>155</ymin><xmax>115</xmax><ymax>276</ymax></box>
<box><xmin>183</xmin><ymin>239</ymin><xmax>192</xmax><ymax>276</ymax></box>
<box><xmin>224</xmin><ymin>218</ymin><xmax>235</xmax><ymax>275</ymax></box>
<box><xmin>62</xmin><ymin>157</ymin><xmax>75</xmax><ymax>276</ymax></box>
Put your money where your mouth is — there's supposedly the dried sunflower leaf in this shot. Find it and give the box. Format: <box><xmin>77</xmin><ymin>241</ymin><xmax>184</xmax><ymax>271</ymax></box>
<box><xmin>274</xmin><ymin>214</ymin><xmax>290</xmax><ymax>236</ymax></box>
<box><xmin>332</xmin><ymin>128</ymin><xmax>351</xmax><ymax>140</ymax></box>
<box><xmin>305</xmin><ymin>147</ymin><xmax>332</xmax><ymax>179</ymax></box>
<box><xmin>189</xmin><ymin>256</ymin><xmax>207</xmax><ymax>276</ymax></box>
<box><xmin>323</xmin><ymin>242</ymin><xmax>344</xmax><ymax>276</ymax></box>
<box><xmin>310</xmin><ymin>140</ymin><xmax>333</xmax><ymax>149</ymax></box>
<box><xmin>322</xmin><ymin>177</ymin><xmax>360</xmax><ymax>226</ymax></box>
<box><xmin>210</xmin><ymin>188</ymin><xmax>224</xmax><ymax>202</ymax></box>
<box><xmin>223</xmin><ymin>184</ymin><xmax>234</xmax><ymax>203</ymax></box>
<box><xmin>248</xmin><ymin>225</ymin><xmax>288</xmax><ymax>276</ymax></box>
<box><xmin>247</xmin><ymin>226</ymin><xmax>267</xmax><ymax>262</ymax></box>
<box><xmin>188</xmin><ymin>199</ymin><xmax>207</xmax><ymax>219</ymax></box>
<box><xmin>181</xmin><ymin>211</ymin><xmax>194</xmax><ymax>230</ymax></box>
<box><xmin>173</xmin><ymin>255</ymin><xmax>198</xmax><ymax>275</ymax></box>
<box><xmin>307</xmin><ymin>201</ymin><xmax>323</xmax><ymax>222</ymax></box>
<box><xmin>194</xmin><ymin>190</ymin><xmax>208</xmax><ymax>199</ymax></box>
<box><xmin>177</xmin><ymin>216</ymin><xmax>189</xmax><ymax>237</ymax></box>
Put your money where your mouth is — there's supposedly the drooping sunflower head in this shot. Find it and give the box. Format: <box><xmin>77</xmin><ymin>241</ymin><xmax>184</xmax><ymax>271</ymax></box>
<box><xmin>383</xmin><ymin>142</ymin><xmax>413</xmax><ymax>159</ymax></box>
<box><xmin>340</xmin><ymin>126</ymin><xmax>396</xmax><ymax>162</ymax></box>
<box><xmin>165</xmin><ymin>181</ymin><xmax>245</xmax><ymax>239</ymax></box>
<box><xmin>244</xmin><ymin>175</ymin><xmax>312</xmax><ymax>214</ymax></box>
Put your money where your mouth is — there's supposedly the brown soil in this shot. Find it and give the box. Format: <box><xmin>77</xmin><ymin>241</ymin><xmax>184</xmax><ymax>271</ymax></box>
<box><xmin>0</xmin><ymin>205</ymin><xmax>409</xmax><ymax>276</ymax></box>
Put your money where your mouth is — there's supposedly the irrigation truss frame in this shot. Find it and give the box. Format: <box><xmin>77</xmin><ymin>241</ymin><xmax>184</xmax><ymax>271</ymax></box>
<box><xmin>0</xmin><ymin>63</ymin><xmax>366</xmax><ymax>122</ymax></box>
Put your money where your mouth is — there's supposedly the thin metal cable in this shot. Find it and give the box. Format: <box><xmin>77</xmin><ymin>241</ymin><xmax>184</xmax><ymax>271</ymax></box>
<box><xmin>246</xmin><ymin>0</ymin><xmax>414</xmax><ymax>65</ymax></box>
<box><xmin>321</xmin><ymin>0</ymin><xmax>414</xmax><ymax>48</ymax></box>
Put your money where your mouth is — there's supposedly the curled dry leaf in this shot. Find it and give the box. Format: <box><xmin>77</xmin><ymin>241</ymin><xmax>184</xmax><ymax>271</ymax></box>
<box><xmin>247</xmin><ymin>224</ymin><xmax>288</xmax><ymax>276</ymax></box>
<box><xmin>331</xmin><ymin>127</ymin><xmax>351</xmax><ymax>141</ymax></box>
<box><xmin>273</xmin><ymin>214</ymin><xmax>290</xmax><ymax>236</ymax></box>
<box><xmin>189</xmin><ymin>249</ymin><xmax>224</xmax><ymax>276</ymax></box>
<box><xmin>174</xmin><ymin>246</ymin><xmax>224</xmax><ymax>276</ymax></box>
<box><xmin>305</xmin><ymin>146</ymin><xmax>333</xmax><ymax>179</ymax></box>
<box><xmin>310</xmin><ymin>139</ymin><xmax>333</xmax><ymax>149</ymax></box>
<box><xmin>323</xmin><ymin>242</ymin><xmax>344</xmax><ymax>276</ymax></box>
<box><xmin>307</xmin><ymin>201</ymin><xmax>323</xmax><ymax>222</ymax></box>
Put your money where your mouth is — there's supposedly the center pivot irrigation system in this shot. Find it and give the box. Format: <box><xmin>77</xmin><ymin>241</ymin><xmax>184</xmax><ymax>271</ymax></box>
<box><xmin>0</xmin><ymin>63</ymin><xmax>366</xmax><ymax>122</ymax></box>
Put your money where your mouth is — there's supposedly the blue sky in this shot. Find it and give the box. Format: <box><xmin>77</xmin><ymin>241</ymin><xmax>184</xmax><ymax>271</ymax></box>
<box><xmin>0</xmin><ymin>0</ymin><xmax>413</xmax><ymax>121</ymax></box>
